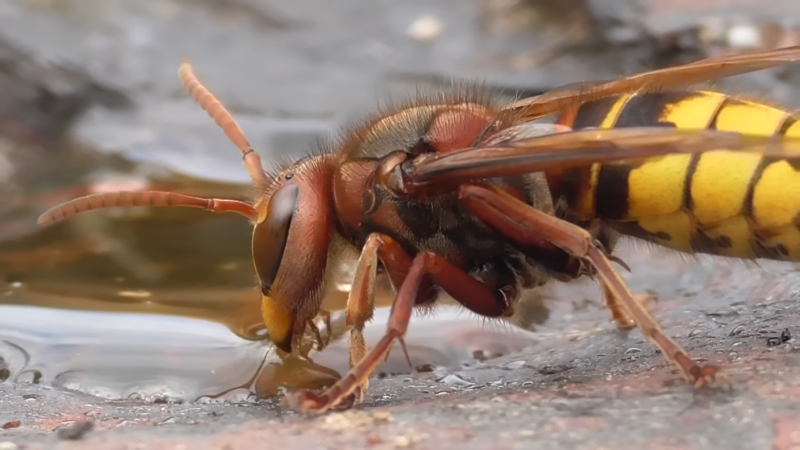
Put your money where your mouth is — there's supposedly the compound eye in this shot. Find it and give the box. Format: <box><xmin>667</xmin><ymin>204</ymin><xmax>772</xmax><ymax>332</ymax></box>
<box><xmin>252</xmin><ymin>184</ymin><xmax>299</xmax><ymax>292</ymax></box>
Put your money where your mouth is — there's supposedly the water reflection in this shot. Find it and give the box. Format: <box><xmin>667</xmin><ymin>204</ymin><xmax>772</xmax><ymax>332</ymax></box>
<box><xmin>0</xmin><ymin>305</ymin><xmax>266</xmax><ymax>401</ymax></box>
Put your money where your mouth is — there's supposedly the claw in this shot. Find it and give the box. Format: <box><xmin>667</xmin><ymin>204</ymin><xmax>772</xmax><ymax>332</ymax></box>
<box><xmin>305</xmin><ymin>319</ymin><xmax>325</xmax><ymax>352</ymax></box>
<box><xmin>691</xmin><ymin>364</ymin><xmax>732</xmax><ymax>392</ymax></box>
<box><xmin>322</xmin><ymin>311</ymin><xmax>333</xmax><ymax>348</ymax></box>
<box><xmin>313</xmin><ymin>310</ymin><xmax>333</xmax><ymax>350</ymax></box>
<box><xmin>608</xmin><ymin>254</ymin><xmax>631</xmax><ymax>272</ymax></box>
<box><xmin>399</xmin><ymin>337</ymin><xmax>413</xmax><ymax>370</ymax></box>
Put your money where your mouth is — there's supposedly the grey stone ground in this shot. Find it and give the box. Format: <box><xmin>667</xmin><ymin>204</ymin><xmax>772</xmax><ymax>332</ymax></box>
<box><xmin>2</xmin><ymin>1</ymin><xmax>800</xmax><ymax>449</ymax></box>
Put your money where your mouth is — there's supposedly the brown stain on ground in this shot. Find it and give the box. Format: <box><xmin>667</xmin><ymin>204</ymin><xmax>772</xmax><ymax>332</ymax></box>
<box><xmin>774</xmin><ymin>416</ymin><xmax>800</xmax><ymax>450</ymax></box>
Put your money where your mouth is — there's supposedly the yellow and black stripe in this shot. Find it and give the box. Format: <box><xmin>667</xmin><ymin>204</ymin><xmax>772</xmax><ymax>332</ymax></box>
<box><xmin>547</xmin><ymin>90</ymin><xmax>800</xmax><ymax>261</ymax></box>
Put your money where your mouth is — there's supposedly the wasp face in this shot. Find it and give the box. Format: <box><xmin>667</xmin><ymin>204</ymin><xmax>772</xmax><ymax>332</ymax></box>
<box><xmin>252</xmin><ymin>159</ymin><xmax>336</xmax><ymax>353</ymax></box>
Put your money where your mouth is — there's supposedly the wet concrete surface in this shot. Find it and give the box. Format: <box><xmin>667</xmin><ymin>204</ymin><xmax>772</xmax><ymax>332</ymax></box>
<box><xmin>3</xmin><ymin>0</ymin><xmax>800</xmax><ymax>449</ymax></box>
<box><xmin>3</xmin><ymin>247</ymin><xmax>800</xmax><ymax>449</ymax></box>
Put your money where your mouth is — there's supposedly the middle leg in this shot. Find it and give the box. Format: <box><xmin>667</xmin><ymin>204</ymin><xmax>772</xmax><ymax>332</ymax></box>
<box><xmin>341</xmin><ymin>232</ymin><xmax>419</xmax><ymax>405</ymax></box>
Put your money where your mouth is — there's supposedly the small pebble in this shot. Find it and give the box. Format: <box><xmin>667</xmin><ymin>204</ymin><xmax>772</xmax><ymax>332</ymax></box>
<box><xmin>503</xmin><ymin>360</ymin><xmax>526</xmax><ymax>370</ymax></box>
<box><xmin>0</xmin><ymin>442</ymin><xmax>18</xmax><ymax>450</ymax></box>
<box><xmin>767</xmin><ymin>329</ymin><xmax>792</xmax><ymax>347</ymax></box>
<box><xmin>372</xmin><ymin>411</ymin><xmax>394</xmax><ymax>423</ymax></box>
<box><xmin>407</xmin><ymin>15</ymin><xmax>442</xmax><ymax>42</ymax></box>
<box><xmin>1</xmin><ymin>421</ymin><xmax>19</xmax><ymax>430</ymax></box>
<box><xmin>394</xmin><ymin>435</ymin><xmax>419</xmax><ymax>448</ymax></box>
<box><xmin>56</xmin><ymin>420</ymin><xmax>94</xmax><ymax>440</ymax></box>
<box><xmin>415</xmin><ymin>364</ymin><xmax>435</xmax><ymax>373</ymax></box>
<box><xmin>436</xmin><ymin>374</ymin><xmax>473</xmax><ymax>387</ymax></box>
<box><xmin>729</xmin><ymin>325</ymin><xmax>746</xmax><ymax>337</ymax></box>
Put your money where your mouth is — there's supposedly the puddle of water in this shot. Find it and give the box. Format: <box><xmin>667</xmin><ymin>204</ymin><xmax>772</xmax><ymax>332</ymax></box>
<box><xmin>0</xmin><ymin>298</ymin><xmax>544</xmax><ymax>403</ymax></box>
<box><xmin>0</xmin><ymin>304</ymin><xmax>268</xmax><ymax>401</ymax></box>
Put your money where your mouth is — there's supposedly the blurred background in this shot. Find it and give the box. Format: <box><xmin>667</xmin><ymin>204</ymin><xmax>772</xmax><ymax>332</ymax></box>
<box><xmin>0</xmin><ymin>0</ymin><xmax>799</xmax><ymax>405</ymax></box>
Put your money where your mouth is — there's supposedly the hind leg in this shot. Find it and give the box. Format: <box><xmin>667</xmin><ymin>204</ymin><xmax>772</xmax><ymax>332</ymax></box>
<box><xmin>604</xmin><ymin>285</ymin><xmax>658</xmax><ymax>330</ymax></box>
<box><xmin>460</xmin><ymin>183</ymin><xmax>727</xmax><ymax>389</ymax></box>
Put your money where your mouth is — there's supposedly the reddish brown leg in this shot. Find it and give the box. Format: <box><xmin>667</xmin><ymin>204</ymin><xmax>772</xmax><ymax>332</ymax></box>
<box><xmin>286</xmin><ymin>236</ymin><xmax>510</xmax><ymax>414</ymax></box>
<box><xmin>603</xmin><ymin>285</ymin><xmax>635</xmax><ymax>330</ymax></box>
<box><xmin>459</xmin><ymin>183</ymin><xmax>726</xmax><ymax>389</ymax></box>
<box><xmin>319</xmin><ymin>310</ymin><xmax>333</xmax><ymax>349</ymax></box>
<box><xmin>341</xmin><ymin>233</ymin><xmax>414</xmax><ymax>405</ymax></box>
<box><xmin>603</xmin><ymin>285</ymin><xmax>658</xmax><ymax>330</ymax></box>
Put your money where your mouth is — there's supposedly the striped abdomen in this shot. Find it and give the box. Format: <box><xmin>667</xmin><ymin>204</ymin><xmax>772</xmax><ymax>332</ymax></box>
<box><xmin>546</xmin><ymin>90</ymin><xmax>800</xmax><ymax>261</ymax></box>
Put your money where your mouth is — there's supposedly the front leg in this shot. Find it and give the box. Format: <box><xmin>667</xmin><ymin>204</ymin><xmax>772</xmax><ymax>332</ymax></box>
<box><xmin>286</xmin><ymin>242</ymin><xmax>512</xmax><ymax>414</ymax></box>
<box><xmin>341</xmin><ymin>233</ymin><xmax>416</xmax><ymax>405</ymax></box>
<box><xmin>286</xmin><ymin>232</ymin><xmax>424</xmax><ymax>412</ymax></box>
<box><xmin>459</xmin><ymin>183</ymin><xmax>726</xmax><ymax>389</ymax></box>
